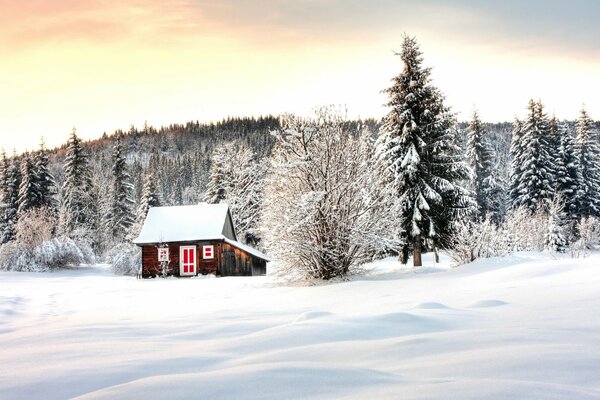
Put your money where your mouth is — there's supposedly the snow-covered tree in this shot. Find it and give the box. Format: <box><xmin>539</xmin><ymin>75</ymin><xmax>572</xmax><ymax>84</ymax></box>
<box><xmin>575</xmin><ymin>108</ymin><xmax>600</xmax><ymax>218</ymax></box>
<box><xmin>17</xmin><ymin>155</ymin><xmax>39</xmax><ymax>216</ymax></box>
<box><xmin>552</xmin><ymin>118</ymin><xmax>581</xmax><ymax>221</ymax></box>
<box><xmin>262</xmin><ymin>109</ymin><xmax>402</xmax><ymax>280</ymax></box>
<box><xmin>1</xmin><ymin>155</ymin><xmax>21</xmax><ymax>243</ymax></box>
<box><xmin>203</xmin><ymin>143</ymin><xmax>235</xmax><ymax>204</ymax></box>
<box><xmin>376</xmin><ymin>35</ymin><xmax>473</xmax><ymax>266</ymax></box>
<box><xmin>108</xmin><ymin>136</ymin><xmax>135</xmax><ymax>241</ymax></box>
<box><xmin>34</xmin><ymin>140</ymin><xmax>58</xmax><ymax>213</ymax></box>
<box><xmin>61</xmin><ymin>128</ymin><xmax>97</xmax><ymax>238</ymax></box>
<box><xmin>508</xmin><ymin>118</ymin><xmax>525</xmax><ymax>209</ymax></box>
<box><xmin>513</xmin><ymin>100</ymin><xmax>554</xmax><ymax>212</ymax></box>
<box><xmin>545</xmin><ymin>196</ymin><xmax>567</xmax><ymax>253</ymax></box>
<box><xmin>136</xmin><ymin>172</ymin><xmax>161</xmax><ymax>223</ymax></box>
<box><xmin>0</xmin><ymin>152</ymin><xmax>10</xmax><ymax>243</ymax></box>
<box><xmin>467</xmin><ymin>110</ymin><xmax>503</xmax><ymax>221</ymax></box>
<box><xmin>204</xmin><ymin>142</ymin><xmax>267</xmax><ymax>245</ymax></box>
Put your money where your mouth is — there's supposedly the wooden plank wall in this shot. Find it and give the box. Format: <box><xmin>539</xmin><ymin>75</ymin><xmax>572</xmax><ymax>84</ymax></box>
<box><xmin>141</xmin><ymin>241</ymin><xmax>266</xmax><ymax>278</ymax></box>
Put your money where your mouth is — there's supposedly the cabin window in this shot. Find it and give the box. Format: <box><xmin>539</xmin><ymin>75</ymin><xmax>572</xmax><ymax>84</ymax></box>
<box><xmin>203</xmin><ymin>245</ymin><xmax>214</xmax><ymax>259</ymax></box>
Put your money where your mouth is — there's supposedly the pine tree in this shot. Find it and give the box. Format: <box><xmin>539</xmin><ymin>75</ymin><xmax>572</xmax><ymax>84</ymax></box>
<box><xmin>545</xmin><ymin>196</ymin><xmax>567</xmax><ymax>252</ymax></box>
<box><xmin>17</xmin><ymin>155</ymin><xmax>39</xmax><ymax>216</ymax></box>
<box><xmin>514</xmin><ymin>100</ymin><xmax>554</xmax><ymax>212</ymax></box>
<box><xmin>552</xmin><ymin>118</ymin><xmax>581</xmax><ymax>220</ymax></box>
<box><xmin>136</xmin><ymin>172</ymin><xmax>161</xmax><ymax>223</ymax></box>
<box><xmin>575</xmin><ymin>108</ymin><xmax>600</xmax><ymax>218</ymax></box>
<box><xmin>467</xmin><ymin>110</ymin><xmax>502</xmax><ymax>221</ymax></box>
<box><xmin>203</xmin><ymin>143</ymin><xmax>235</xmax><ymax>204</ymax></box>
<box><xmin>108</xmin><ymin>136</ymin><xmax>135</xmax><ymax>241</ymax></box>
<box><xmin>376</xmin><ymin>36</ymin><xmax>473</xmax><ymax>267</ymax></box>
<box><xmin>2</xmin><ymin>155</ymin><xmax>21</xmax><ymax>243</ymax></box>
<box><xmin>61</xmin><ymin>128</ymin><xmax>97</xmax><ymax>237</ymax></box>
<box><xmin>33</xmin><ymin>140</ymin><xmax>58</xmax><ymax>213</ymax></box>
<box><xmin>508</xmin><ymin>118</ymin><xmax>524</xmax><ymax>209</ymax></box>
<box><xmin>0</xmin><ymin>151</ymin><xmax>10</xmax><ymax>242</ymax></box>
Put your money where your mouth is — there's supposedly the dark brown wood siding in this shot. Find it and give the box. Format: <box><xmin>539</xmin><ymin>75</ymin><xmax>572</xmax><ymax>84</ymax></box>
<box><xmin>140</xmin><ymin>240</ymin><xmax>267</xmax><ymax>278</ymax></box>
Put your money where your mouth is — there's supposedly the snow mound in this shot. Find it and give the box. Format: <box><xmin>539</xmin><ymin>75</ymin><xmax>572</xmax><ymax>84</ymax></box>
<box><xmin>292</xmin><ymin>311</ymin><xmax>333</xmax><ymax>323</ymax></box>
<box><xmin>469</xmin><ymin>299</ymin><xmax>509</xmax><ymax>308</ymax></box>
<box><xmin>414</xmin><ymin>302</ymin><xmax>450</xmax><ymax>309</ymax></box>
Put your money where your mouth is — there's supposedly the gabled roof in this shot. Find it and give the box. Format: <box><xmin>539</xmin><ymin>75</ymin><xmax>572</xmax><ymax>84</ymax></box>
<box><xmin>134</xmin><ymin>203</ymin><xmax>236</xmax><ymax>245</ymax></box>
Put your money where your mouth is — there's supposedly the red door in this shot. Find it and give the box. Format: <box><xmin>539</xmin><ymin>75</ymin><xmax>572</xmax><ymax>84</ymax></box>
<box><xmin>179</xmin><ymin>246</ymin><xmax>196</xmax><ymax>276</ymax></box>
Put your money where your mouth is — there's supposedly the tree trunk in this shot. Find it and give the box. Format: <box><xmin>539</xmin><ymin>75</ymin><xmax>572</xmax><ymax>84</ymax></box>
<box><xmin>434</xmin><ymin>245</ymin><xmax>439</xmax><ymax>263</ymax></box>
<box><xmin>399</xmin><ymin>246</ymin><xmax>409</xmax><ymax>265</ymax></box>
<box><xmin>413</xmin><ymin>236</ymin><xmax>422</xmax><ymax>267</ymax></box>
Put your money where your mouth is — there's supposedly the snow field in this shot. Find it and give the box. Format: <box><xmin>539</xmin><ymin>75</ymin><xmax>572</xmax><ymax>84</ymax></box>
<box><xmin>1</xmin><ymin>253</ymin><xmax>599</xmax><ymax>399</ymax></box>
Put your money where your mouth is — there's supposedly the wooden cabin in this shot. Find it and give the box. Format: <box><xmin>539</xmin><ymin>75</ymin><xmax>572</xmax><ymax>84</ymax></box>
<box><xmin>133</xmin><ymin>203</ymin><xmax>269</xmax><ymax>278</ymax></box>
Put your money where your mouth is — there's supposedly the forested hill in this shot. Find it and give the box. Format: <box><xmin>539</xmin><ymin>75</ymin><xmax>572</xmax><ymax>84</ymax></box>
<box><xmin>42</xmin><ymin>116</ymin><xmax>382</xmax><ymax>207</ymax></box>
<box><xmin>43</xmin><ymin>116</ymin><xmax>281</xmax><ymax>207</ymax></box>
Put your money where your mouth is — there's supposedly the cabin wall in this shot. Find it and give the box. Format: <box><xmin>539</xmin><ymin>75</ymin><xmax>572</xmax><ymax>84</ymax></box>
<box><xmin>140</xmin><ymin>241</ymin><xmax>267</xmax><ymax>278</ymax></box>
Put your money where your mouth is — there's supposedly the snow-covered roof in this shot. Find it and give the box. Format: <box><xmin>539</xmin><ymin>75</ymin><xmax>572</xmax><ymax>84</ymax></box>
<box><xmin>133</xmin><ymin>203</ymin><xmax>270</xmax><ymax>261</ymax></box>
<box><xmin>224</xmin><ymin>238</ymin><xmax>271</xmax><ymax>262</ymax></box>
<box><xmin>134</xmin><ymin>203</ymin><xmax>234</xmax><ymax>244</ymax></box>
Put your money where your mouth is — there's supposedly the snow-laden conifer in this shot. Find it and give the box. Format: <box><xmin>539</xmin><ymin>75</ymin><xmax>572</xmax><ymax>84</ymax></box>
<box><xmin>376</xmin><ymin>35</ymin><xmax>473</xmax><ymax>266</ymax></box>
<box><xmin>34</xmin><ymin>140</ymin><xmax>58</xmax><ymax>212</ymax></box>
<box><xmin>552</xmin><ymin>118</ymin><xmax>581</xmax><ymax>221</ymax></box>
<box><xmin>514</xmin><ymin>100</ymin><xmax>554</xmax><ymax>212</ymax></box>
<box><xmin>108</xmin><ymin>136</ymin><xmax>135</xmax><ymax>241</ymax></box>
<box><xmin>17</xmin><ymin>155</ymin><xmax>39</xmax><ymax>216</ymax></box>
<box><xmin>1</xmin><ymin>155</ymin><xmax>21</xmax><ymax>243</ymax></box>
<box><xmin>467</xmin><ymin>110</ymin><xmax>503</xmax><ymax>221</ymax></box>
<box><xmin>575</xmin><ymin>108</ymin><xmax>600</xmax><ymax>218</ymax></box>
<box><xmin>204</xmin><ymin>142</ymin><xmax>266</xmax><ymax>245</ymax></box>
<box><xmin>545</xmin><ymin>196</ymin><xmax>567</xmax><ymax>252</ymax></box>
<box><xmin>137</xmin><ymin>172</ymin><xmax>161</xmax><ymax>223</ymax></box>
<box><xmin>508</xmin><ymin>119</ymin><xmax>525</xmax><ymax>209</ymax></box>
<box><xmin>61</xmin><ymin>128</ymin><xmax>97</xmax><ymax>238</ymax></box>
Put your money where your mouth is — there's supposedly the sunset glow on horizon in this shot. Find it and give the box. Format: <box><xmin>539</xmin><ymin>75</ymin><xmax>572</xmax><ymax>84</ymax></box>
<box><xmin>1</xmin><ymin>0</ymin><xmax>599</xmax><ymax>153</ymax></box>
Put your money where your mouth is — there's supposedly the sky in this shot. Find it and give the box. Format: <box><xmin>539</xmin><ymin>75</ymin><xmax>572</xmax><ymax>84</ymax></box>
<box><xmin>1</xmin><ymin>0</ymin><xmax>599</xmax><ymax>153</ymax></box>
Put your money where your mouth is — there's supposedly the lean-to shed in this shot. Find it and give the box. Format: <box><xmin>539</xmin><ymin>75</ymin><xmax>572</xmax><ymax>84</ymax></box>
<box><xmin>133</xmin><ymin>203</ymin><xmax>269</xmax><ymax>277</ymax></box>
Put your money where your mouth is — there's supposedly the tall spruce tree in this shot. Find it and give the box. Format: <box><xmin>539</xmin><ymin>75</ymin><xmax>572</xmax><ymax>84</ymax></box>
<box><xmin>575</xmin><ymin>108</ymin><xmax>600</xmax><ymax>218</ymax></box>
<box><xmin>2</xmin><ymin>155</ymin><xmax>21</xmax><ymax>243</ymax></box>
<box><xmin>552</xmin><ymin>117</ymin><xmax>581</xmax><ymax>220</ymax></box>
<box><xmin>508</xmin><ymin>119</ymin><xmax>525</xmax><ymax>209</ymax></box>
<box><xmin>203</xmin><ymin>143</ymin><xmax>235</xmax><ymax>204</ymax></box>
<box><xmin>108</xmin><ymin>136</ymin><xmax>135</xmax><ymax>240</ymax></box>
<box><xmin>34</xmin><ymin>139</ymin><xmax>58</xmax><ymax>212</ymax></box>
<box><xmin>61</xmin><ymin>128</ymin><xmax>97</xmax><ymax>237</ymax></box>
<box><xmin>136</xmin><ymin>172</ymin><xmax>161</xmax><ymax>224</ymax></box>
<box><xmin>467</xmin><ymin>110</ymin><xmax>502</xmax><ymax>221</ymax></box>
<box><xmin>377</xmin><ymin>36</ymin><xmax>473</xmax><ymax>266</ymax></box>
<box><xmin>0</xmin><ymin>151</ymin><xmax>10</xmax><ymax>242</ymax></box>
<box><xmin>17</xmin><ymin>155</ymin><xmax>38</xmax><ymax>216</ymax></box>
<box><xmin>514</xmin><ymin>100</ymin><xmax>554</xmax><ymax>212</ymax></box>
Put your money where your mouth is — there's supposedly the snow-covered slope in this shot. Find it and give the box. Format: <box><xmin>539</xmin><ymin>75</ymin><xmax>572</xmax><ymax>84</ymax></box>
<box><xmin>1</xmin><ymin>253</ymin><xmax>599</xmax><ymax>399</ymax></box>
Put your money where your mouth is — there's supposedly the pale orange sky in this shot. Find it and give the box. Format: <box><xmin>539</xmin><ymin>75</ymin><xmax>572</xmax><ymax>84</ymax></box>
<box><xmin>1</xmin><ymin>0</ymin><xmax>599</xmax><ymax>153</ymax></box>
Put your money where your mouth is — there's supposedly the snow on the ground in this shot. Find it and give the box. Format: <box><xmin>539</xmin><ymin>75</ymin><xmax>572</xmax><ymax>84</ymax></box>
<box><xmin>1</xmin><ymin>252</ymin><xmax>600</xmax><ymax>399</ymax></box>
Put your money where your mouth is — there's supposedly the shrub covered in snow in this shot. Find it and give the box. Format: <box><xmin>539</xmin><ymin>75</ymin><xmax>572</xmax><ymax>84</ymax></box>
<box><xmin>15</xmin><ymin>207</ymin><xmax>56</xmax><ymax>249</ymax></box>
<box><xmin>448</xmin><ymin>201</ymin><xmax>574</xmax><ymax>266</ymax></box>
<box><xmin>570</xmin><ymin>217</ymin><xmax>600</xmax><ymax>258</ymax></box>
<box><xmin>0</xmin><ymin>237</ymin><xmax>96</xmax><ymax>272</ymax></box>
<box><xmin>106</xmin><ymin>243</ymin><xmax>141</xmax><ymax>276</ymax></box>
<box><xmin>262</xmin><ymin>109</ymin><xmax>402</xmax><ymax>280</ymax></box>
